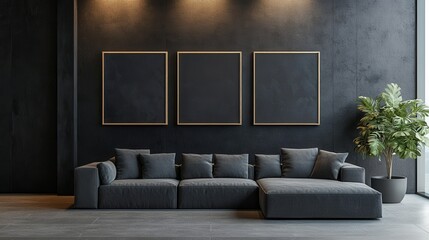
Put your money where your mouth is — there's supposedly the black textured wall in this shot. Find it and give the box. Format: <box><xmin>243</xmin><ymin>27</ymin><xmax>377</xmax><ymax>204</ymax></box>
<box><xmin>77</xmin><ymin>0</ymin><xmax>417</xmax><ymax>193</ymax></box>
<box><xmin>0</xmin><ymin>0</ymin><xmax>57</xmax><ymax>193</ymax></box>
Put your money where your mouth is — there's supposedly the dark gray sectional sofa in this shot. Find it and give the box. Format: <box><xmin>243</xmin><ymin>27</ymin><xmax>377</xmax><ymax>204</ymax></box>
<box><xmin>74</xmin><ymin>149</ymin><xmax>382</xmax><ymax>219</ymax></box>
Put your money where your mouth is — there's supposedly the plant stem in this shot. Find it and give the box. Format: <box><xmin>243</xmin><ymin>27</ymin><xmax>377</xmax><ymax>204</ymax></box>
<box><xmin>384</xmin><ymin>149</ymin><xmax>393</xmax><ymax>179</ymax></box>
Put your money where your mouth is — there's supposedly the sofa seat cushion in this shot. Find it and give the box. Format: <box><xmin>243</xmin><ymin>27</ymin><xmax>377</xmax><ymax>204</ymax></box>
<box><xmin>257</xmin><ymin>178</ymin><xmax>382</xmax><ymax>219</ymax></box>
<box><xmin>178</xmin><ymin>178</ymin><xmax>259</xmax><ymax>209</ymax></box>
<box><xmin>99</xmin><ymin>179</ymin><xmax>179</xmax><ymax>209</ymax></box>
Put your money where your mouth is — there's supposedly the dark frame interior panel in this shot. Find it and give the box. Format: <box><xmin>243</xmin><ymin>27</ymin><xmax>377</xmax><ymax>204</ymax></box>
<box><xmin>177</xmin><ymin>51</ymin><xmax>242</xmax><ymax>125</ymax></box>
<box><xmin>253</xmin><ymin>51</ymin><xmax>320</xmax><ymax>125</ymax></box>
<box><xmin>102</xmin><ymin>51</ymin><xmax>168</xmax><ymax>125</ymax></box>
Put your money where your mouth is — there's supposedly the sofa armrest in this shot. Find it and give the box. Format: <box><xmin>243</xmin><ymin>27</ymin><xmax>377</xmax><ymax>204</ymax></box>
<box><xmin>339</xmin><ymin>163</ymin><xmax>365</xmax><ymax>183</ymax></box>
<box><xmin>74</xmin><ymin>162</ymin><xmax>100</xmax><ymax>209</ymax></box>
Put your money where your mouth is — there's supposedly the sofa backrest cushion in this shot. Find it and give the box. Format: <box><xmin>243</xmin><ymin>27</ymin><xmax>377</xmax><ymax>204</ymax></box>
<box><xmin>174</xmin><ymin>164</ymin><xmax>254</xmax><ymax>180</ymax></box>
<box><xmin>213</xmin><ymin>154</ymin><xmax>249</xmax><ymax>178</ymax></box>
<box><xmin>115</xmin><ymin>148</ymin><xmax>150</xmax><ymax>179</ymax></box>
<box><xmin>281</xmin><ymin>148</ymin><xmax>318</xmax><ymax>178</ymax></box>
<box><xmin>139</xmin><ymin>153</ymin><xmax>177</xmax><ymax>179</ymax></box>
<box><xmin>311</xmin><ymin>150</ymin><xmax>348</xmax><ymax>180</ymax></box>
<box><xmin>97</xmin><ymin>160</ymin><xmax>117</xmax><ymax>185</ymax></box>
<box><xmin>254</xmin><ymin>154</ymin><xmax>281</xmax><ymax>180</ymax></box>
<box><xmin>181</xmin><ymin>154</ymin><xmax>213</xmax><ymax>179</ymax></box>
<box><xmin>248</xmin><ymin>164</ymin><xmax>254</xmax><ymax>180</ymax></box>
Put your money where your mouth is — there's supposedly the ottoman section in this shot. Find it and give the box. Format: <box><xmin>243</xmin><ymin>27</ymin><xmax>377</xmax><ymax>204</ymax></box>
<box><xmin>178</xmin><ymin>178</ymin><xmax>259</xmax><ymax>209</ymax></box>
<box><xmin>258</xmin><ymin>178</ymin><xmax>382</xmax><ymax>219</ymax></box>
<box><xmin>99</xmin><ymin>179</ymin><xmax>179</xmax><ymax>209</ymax></box>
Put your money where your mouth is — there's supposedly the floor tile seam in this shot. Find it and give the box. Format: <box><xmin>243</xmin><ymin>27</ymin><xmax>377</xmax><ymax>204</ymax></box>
<box><xmin>415</xmin><ymin>224</ymin><xmax>429</xmax><ymax>234</ymax></box>
<box><xmin>91</xmin><ymin>217</ymin><xmax>100</xmax><ymax>224</ymax></box>
<box><xmin>0</xmin><ymin>224</ymin><xmax>9</xmax><ymax>230</ymax></box>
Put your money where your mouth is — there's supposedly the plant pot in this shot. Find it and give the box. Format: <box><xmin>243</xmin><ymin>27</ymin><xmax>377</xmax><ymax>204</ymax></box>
<box><xmin>371</xmin><ymin>176</ymin><xmax>407</xmax><ymax>203</ymax></box>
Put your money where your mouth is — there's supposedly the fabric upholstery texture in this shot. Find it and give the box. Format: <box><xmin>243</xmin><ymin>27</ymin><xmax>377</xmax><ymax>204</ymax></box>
<box><xmin>213</xmin><ymin>154</ymin><xmax>249</xmax><ymax>178</ymax></box>
<box><xmin>181</xmin><ymin>154</ymin><xmax>213</xmax><ymax>179</ymax></box>
<box><xmin>99</xmin><ymin>179</ymin><xmax>179</xmax><ymax>208</ymax></box>
<box><xmin>178</xmin><ymin>178</ymin><xmax>259</xmax><ymax>209</ymax></box>
<box><xmin>248</xmin><ymin>164</ymin><xmax>255</xmax><ymax>180</ymax></box>
<box><xmin>258</xmin><ymin>178</ymin><xmax>382</xmax><ymax>219</ymax></box>
<box><xmin>74</xmin><ymin>162</ymin><xmax>100</xmax><ymax>209</ymax></box>
<box><xmin>339</xmin><ymin>163</ymin><xmax>366</xmax><ymax>183</ymax></box>
<box><xmin>176</xmin><ymin>164</ymin><xmax>255</xmax><ymax>180</ymax></box>
<box><xmin>254</xmin><ymin>154</ymin><xmax>281</xmax><ymax>180</ymax></box>
<box><xmin>97</xmin><ymin>160</ymin><xmax>117</xmax><ymax>185</ymax></box>
<box><xmin>281</xmin><ymin>148</ymin><xmax>318</xmax><ymax>178</ymax></box>
<box><xmin>115</xmin><ymin>148</ymin><xmax>150</xmax><ymax>179</ymax></box>
<box><xmin>139</xmin><ymin>153</ymin><xmax>177</xmax><ymax>179</ymax></box>
<box><xmin>311</xmin><ymin>150</ymin><xmax>348</xmax><ymax>180</ymax></box>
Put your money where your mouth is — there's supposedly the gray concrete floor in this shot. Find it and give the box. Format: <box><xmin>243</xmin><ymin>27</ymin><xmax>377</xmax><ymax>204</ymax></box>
<box><xmin>0</xmin><ymin>194</ymin><xmax>428</xmax><ymax>239</ymax></box>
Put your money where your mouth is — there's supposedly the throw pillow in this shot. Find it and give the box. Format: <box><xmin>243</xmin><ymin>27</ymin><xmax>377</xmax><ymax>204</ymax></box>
<box><xmin>311</xmin><ymin>150</ymin><xmax>348</xmax><ymax>180</ymax></box>
<box><xmin>254</xmin><ymin>154</ymin><xmax>281</xmax><ymax>180</ymax></box>
<box><xmin>139</xmin><ymin>153</ymin><xmax>177</xmax><ymax>179</ymax></box>
<box><xmin>213</xmin><ymin>154</ymin><xmax>249</xmax><ymax>178</ymax></box>
<box><xmin>281</xmin><ymin>148</ymin><xmax>318</xmax><ymax>178</ymax></box>
<box><xmin>97</xmin><ymin>160</ymin><xmax>116</xmax><ymax>185</ymax></box>
<box><xmin>108</xmin><ymin>156</ymin><xmax>116</xmax><ymax>163</ymax></box>
<box><xmin>181</xmin><ymin>154</ymin><xmax>213</xmax><ymax>179</ymax></box>
<box><xmin>115</xmin><ymin>148</ymin><xmax>150</xmax><ymax>179</ymax></box>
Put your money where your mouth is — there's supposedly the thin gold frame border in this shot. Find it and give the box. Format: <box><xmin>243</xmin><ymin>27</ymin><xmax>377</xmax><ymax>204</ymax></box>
<box><xmin>253</xmin><ymin>51</ymin><xmax>321</xmax><ymax>126</ymax></box>
<box><xmin>177</xmin><ymin>51</ymin><xmax>243</xmax><ymax>126</ymax></box>
<box><xmin>102</xmin><ymin>51</ymin><xmax>169</xmax><ymax>126</ymax></box>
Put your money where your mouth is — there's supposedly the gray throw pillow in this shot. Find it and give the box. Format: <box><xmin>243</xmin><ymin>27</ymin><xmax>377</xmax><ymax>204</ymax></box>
<box><xmin>311</xmin><ymin>150</ymin><xmax>348</xmax><ymax>180</ymax></box>
<box><xmin>97</xmin><ymin>160</ymin><xmax>117</xmax><ymax>185</ymax></box>
<box><xmin>281</xmin><ymin>148</ymin><xmax>318</xmax><ymax>178</ymax></box>
<box><xmin>115</xmin><ymin>148</ymin><xmax>150</xmax><ymax>179</ymax></box>
<box><xmin>213</xmin><ymin>154</ymin><xmax>249</xmax><ymax>178</ymax></box>
<box><xmin>255</xmin><ymin>154</ymin><xmax>281</xmax><ymax>180</ymax></box>
<box><xmin>181</xmin><ymin>154</ymin><xmax>213</xmax><ymax>179</ymax></box>
<box><xmin>139</xmin><ymin>153</ymin><xmax>177</xmax><ymax>179</ymax></box>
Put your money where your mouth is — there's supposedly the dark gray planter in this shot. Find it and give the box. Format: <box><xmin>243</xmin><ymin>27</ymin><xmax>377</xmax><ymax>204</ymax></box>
<box><xmin>371</xmin><ymin>176</ymin><xmax>407</xmax><ymax>203</ymax></box>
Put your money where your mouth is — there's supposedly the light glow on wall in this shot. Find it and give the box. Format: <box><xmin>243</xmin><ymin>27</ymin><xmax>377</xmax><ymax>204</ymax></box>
<box><xmin>171</xmin><ymin>0</ymin><xmax>231</xmax><ymax>32</ymax></box>
<box><xmin>89</xmin><ymin>0</ymin><xmax>146</xmax><ymax>24</ymax></box>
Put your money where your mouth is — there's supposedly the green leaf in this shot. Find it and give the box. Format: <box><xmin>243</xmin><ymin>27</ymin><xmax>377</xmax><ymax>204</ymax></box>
<box><xmin>355</xmin><ymin>83</ymin><xmax>429</xmax><ymax>167</ymax></box>
<box><xmin>381</xmin><ymin>83</ymin><xmax>402</xmax><ymax>108</ymax></box>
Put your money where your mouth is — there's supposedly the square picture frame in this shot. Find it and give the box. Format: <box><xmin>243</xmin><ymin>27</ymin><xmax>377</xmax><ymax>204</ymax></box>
<box><xmin>253</xmin><ymin>51</ymin><xmax>320</xmax><ymax>125</ymax></box>
<box><xmin>102</xmin><ymin>51</ymin><xmax>168</xmax><ymax>125</ymax></box>
<box><xmin>177</xmin><ymin>51</ymin><xmax>242</xmax><ymax>125</ymax></box>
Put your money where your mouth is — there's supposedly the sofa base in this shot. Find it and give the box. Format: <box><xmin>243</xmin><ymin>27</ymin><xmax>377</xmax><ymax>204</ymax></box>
<box><xmin>99</xmin><ymin>179</ymin><xmax>179</xmax><ymax>209</ymax></box>
<box><xmin>258</xmin><ymin>178</ymin><xmax>382</xmax><ymax>219</ymax></box>
<box><xmin>178</xmin><ymin>178</ymin><xmax>259</xmax><ymax>209</ymax></box>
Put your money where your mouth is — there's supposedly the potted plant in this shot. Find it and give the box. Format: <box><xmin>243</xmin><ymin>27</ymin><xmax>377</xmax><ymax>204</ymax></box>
<box><xmin>354</xmin><ymin>83</ymin><xmax>429</xmax><ymax>203</ymax></box>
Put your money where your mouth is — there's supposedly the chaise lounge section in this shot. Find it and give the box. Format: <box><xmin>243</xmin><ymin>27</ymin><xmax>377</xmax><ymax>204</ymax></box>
<box><xmin>258</xmin><ymin>178</ymin><xmax>382</xmax><ymax>219</ymax></box>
